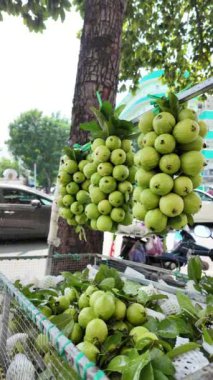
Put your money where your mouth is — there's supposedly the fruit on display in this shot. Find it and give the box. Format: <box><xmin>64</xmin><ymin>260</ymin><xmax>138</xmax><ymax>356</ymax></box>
<box><xmin>134</xmin><ymin>93</ymin><xmax>207</xmax><ymax>232</ymax></box>
<box><xmin>13</xmin><ymin>258</ymin><xmax>212</xmax><ymax>379</ymax></box>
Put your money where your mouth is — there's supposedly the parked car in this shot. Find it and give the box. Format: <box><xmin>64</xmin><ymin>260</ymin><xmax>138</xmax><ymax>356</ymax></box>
<box><xmin>193</xmin><ymin>189</ymin><xmax>213</xmax><ymax>225</ymax></box>
<box><xmin>0</xmin><ymin>183</ymin><xmax>53</xmax><ymax>240</ymax></box>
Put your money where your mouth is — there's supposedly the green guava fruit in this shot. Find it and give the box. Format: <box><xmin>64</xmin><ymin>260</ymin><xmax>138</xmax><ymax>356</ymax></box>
<box><xmin>180</xmin><ymin>151</ymin><xmax>205</xmax><ymax>176</ymax></box>
<box><xmin>183</xmin><ymin>191</ymin><xmax>202</xmax><ymax>214</ymax></box>
<box><xmin>78</xmin><ymin>307</ymin><xmax>96</xmax><ymax>328</ymax></box>
<box><xmin>132</xmin><ymin>202</ymin><xmax>147</xmax><ymax>221</ymax></box>
<box><xmin>136</xmin><ymin>147</ymin><xmax>160</xmax><ymax>170</ymax></box>
<box><xmin>159</xmin><ymin>193</ymin><xmax>184</xmax><ymax>217</ymax></box>
<box><xmin>85</xmin><ymin>319</ymin><xmax>108</xmax><ymax>345</ymax></box>
<box><xmin>59</xmin><ymin>207</ymin><xmax>73</xmax><ymax>220</ymax></box>
<box><xmin>78</xmin><ymin>159</ymin><xmax>89</xmax><ymax>172</ymax></box>
<box><xmin>35</xmin><ymin>334</ymin><xmax>49</xmax><ymax>353</ymax></box>
<box><xmin>178</xmin><ymin>135</ymin><xmax>204</xmax><ymax>151</ymax></box>
<box><xmin>113</xmin><ymin>165</ymin><xmax>129</xmax><ymax>181</ymax></box>
<box><xmin>76</xmin><ymin>190</ymin><xmax>90</xmax><ymax>204</ymax></box>
<box><xmin>140</xmin><ymin>189</ymin><xmax>160</xmax><ymax>210</ymax></box>
<box><xmin>142</xmin><ymin>131</ymin><xmax>157</xmax><ymax>147</ymax></box>
<box><xmin>121</xmin><ymin>139</ymin><xmax>132</xmax><ymax>152</ymax></box>
<box><xmin>133</xmin><ymin>187</ymin><xmax>145</xmax><ymax>202</ymax></box>
<box><xmin>108</xmin><ymin>191</ymin><xmax>124</xmax><ymax>207</ymax></box>
<box><xmin>90</xmin><ymin>219</ymin><xmax>97</xmax><ymax>230</ymax></box>
<box><xmin>89</xmin><ymin>290</ymin><xmax>105</xmax><ymax>307</ymax></box>
<box><xmin>111</xmin><ymin>208</ymin><xmax>125</xmax><ymax>223</ymax></box>
<box><xmin>96</xmin><ymin>215</ymin><xmax>113</xmax><ymax>231</ymax></box>
<box><xmin>126</xmin><ymin>303</ymin><xmax>146</xmax><ymax>325</ymax></box>
<box><xmin>63</xmin><ymin>159</ymin><xmax>78</xmax><ymax>174</ymax></box>
<box><xmin>137</xmin><ymin>132</ymin><xmax>145</xmax><ymax>148</ymax></box>
<box><xmin>98</xmin><ymin>199</ymin><xmax>112</xmax><ymax>215</ymax></box>
<box><xmin>84</xmin><ymin>285</ymin><xmax>98</xmax><ymax>297</ymax></box>
<box><xmin>150</xmin><ymin>173</ymin><xmax>174</xmax><ymax>196</ymax></box>
<box><xmin>83</xmin><ymin>162</ymin><xmax>98</xmax><ymax>179</ymax></box>
<box><xmin>173</xmin><ymin>119</ymin><xmax>199</xmax><ymax>144</ymax></box>
<box><xmin>168</xmin><ymin>213</ymin><xmax>188</xmax><ymax>230</ymax></box>
<box><xmin>159</xmin><ymin>153</ymin><xmax>181</xmax><ymax>175</ymax></box>
<box><xmin>178</xmin><ymin>108</ymin><xmax>198</xmax><ymax>121</ymax></box>
<box><xmin>85</xmin><ymin>203</ymin><xmax>100</xmax><ymax>219</ymax></box>
<box><xmin>99</xmin><ymin>176</ymin><xmax>117</xmax><ymax>193</ymax></box>
<box><xmin>58</xmin><ymin>170</ymin><xmax>72</xmax><ymax>185</ymax></box>
<box><xmin>198</xmin><ymin>120</ymin><xmax>208</xmax><ymax>137</ymax></box>
<box><xmin>39</xmin><ymin>305</ymin><xmax>52</xmax><ymax>318</ymax></box>
<box><xmin>129</xmin><ymin>326</ymin><xmax>148</xmax><ymax>343</ymax></box>
<box><xmin>63</xmin><ymin>307</ymin><xmax>78</xmax><ymax>321</ymax></box>
<box><xmin>75</xmin><ymin>213</ymin><xmax>87</xmax><ymax>225</ymax></box>
<box><xmin>56</xmin><ymin>196</ymin><xmax>64</xmax><ymax>208</ymax></box>
<box><xmin>90</xmin><ymin>172</ymin><xmax>101</xmax><ymax>186</ymax></box>
<box><xmin>59</xmin><ymin>184</ymin><xmax>67</xmax><ymax>196</ymax></box>
<box><xmin>153</xmin><ymin>112</ymin><xmax>176</xmax><ymax>134</ymax></box>
<box><xmin>144</xmin><ymin>208</ymin><xmax>167</xmax><ymax>232</ymax></box>
<box><xmin>112</xmin><ymin>321</ymin><xmax>128</xmax><ymax>332</ymax></box>
<box><xmin>67</xmin><ymin>217</ymin><xmax>78</xmax><ymax>226</ymax></box>
<box><xmin>118</xmin><ymin>181</ymin><xmax>133</xmax><ymax>193</ymax></box>
<box><xmin>189</xmin><ymin>174</ymin><xmax>202</xmax><ymax>189</ymax></box>
<box><xmin>77</xmin><ymin>341</ymin><xmax>100</xmax><ymax>362</ymax></box>
<box><xmin>69</xmin><ymin>323</ymin><xmax>83</xmax><ymax>344</ymax></box>
<box><xmin>78</xmin><ymin>292</ymin><xmax>90</xmax><ymax>309</ymax></box>
<box><xmin>173</xmin><ymin>176</ymin><xmax>193</xmax><ymax>197</ymax></box>
<box><xmin>94</xmin><ymin>145</ymin><xmax>111</xmax><ymax>163</ymax></box>
<box><xmin>135</xmin><ymin>168</ymin><xmax>155</xmax><ymax>188</ymax></box>
<box><xmin>125</xmin><ymin>151</ymin><xmax>134</xmax><ymax>166</ymax></box>
<box><xmin>113</xmin><ymin>299</ymin><xmax>126</xmax><ymax>320</ymax></box>
<box><xmin>70</xmin><ymin>201</ymin><xmax>84</xmax><ymax>215</ymax></box>
<box><xmin>97</xmin><ymin>162</ymin><xmax>113</xmax><ymax>176</ymax></box>
<box><xmin>110</xmin><ymin>148</ymin><xmax>126</xmax><ymax>165</ymax></box>
<box><xmin>55</xmin><ymin>295</ymin><xmax>70</xmax><ymax>312</ymax></box>
<box><xmin>64</xmin><ymin>287</ymin><xmax>77</xmax><ymax>302</ymax></box>
<box><xmin>62</xmin><ymin>194</ymin><xmax>75</xmax><ymax>207</ymax></box>
<box><xmin>154</xmin><ymin>133</ymin><xmax>176</xmax><ymax>154</ymax></box>
<box><xmin>93</xmin><ymin>293</ymin><xmax>115</xmax><ymax>320</ymax></box>
<box><xmin>91</xmin><ymin>138</ymin><xmax>105</xmax><ymax>151</ymax></box>
<box><xmin>106</xmin><ymin>135</ymin><xmax>121</xmax><ymax>150</ymax></box>
<box><xmin>89</xmin><ymin>186</ymin><xmax>106</xmax><ymax>204</ymax></box>
<box><xmin>60</xmin><ymin>154</ymin><xmax>69</xmax><ymax>165</ymax></box>
<box><xmin>81</xmin><ymin>179</ymin><xmax>90</xmax><ymax>191</ymax></box>
<box><xmin>73</xmin><ymin>171</ymin><xmax>85</xmax><ymax>184</ymax></box>
<box><xmin>128</xmin><ymin>165</ymin><xmax>137</xmax><ymax>183</ymax></box>
<box><xmin>138</xmin><ymin>110</ymin><xmax>155</xmax><ymax>133</ymax></box>
<box><xmin>120</xmin><ymin>211</ymin><xmax>133</xmax><ymax>226</ymax></box>
<box><xmin>66</xmin><ymin>182</ymin><xmax>79</xmax><ymax>195</ymax></box>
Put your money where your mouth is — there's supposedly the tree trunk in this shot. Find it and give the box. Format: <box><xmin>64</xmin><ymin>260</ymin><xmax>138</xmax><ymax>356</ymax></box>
<box><xmin>54</xmin><ymin>0</ymin><xmax>127</xmax><ymax>256</ymax></box>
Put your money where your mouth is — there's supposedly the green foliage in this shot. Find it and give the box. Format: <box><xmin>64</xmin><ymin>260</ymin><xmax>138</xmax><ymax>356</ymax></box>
<box><xmin>1</xmin><ymin>1</ymin><xmax>211</xmax><ymax>91</ymax></box>
<box><xmin>0</xmin><ymin>157</ymin><xmax>19</xmax><ymax>177</ymax></box>
<box><xmin>6</xmin><ymin>110</ymin><xmax>69</xmax><ymax>188</ymax></box>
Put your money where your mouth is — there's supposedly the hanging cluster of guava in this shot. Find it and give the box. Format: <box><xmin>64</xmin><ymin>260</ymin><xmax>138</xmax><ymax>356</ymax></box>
<box><xmin>57</xmin><ymin>101</ymin><xmax>138</xmax><ymax>235</ymax></box>
<box><xmin>134</xmin><ymin>93</ymin><xmax>208</xmax><ymax>233</ymax></box>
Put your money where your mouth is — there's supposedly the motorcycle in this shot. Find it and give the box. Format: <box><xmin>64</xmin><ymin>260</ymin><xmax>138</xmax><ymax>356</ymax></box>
<box><xmin>120</xmin><ymin>225</ymin><xmax>213</xmax><ymax>270</ymax></box>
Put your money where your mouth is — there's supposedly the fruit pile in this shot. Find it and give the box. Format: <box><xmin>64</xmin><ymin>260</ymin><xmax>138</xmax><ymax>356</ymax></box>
<box><xmin>13</xmin><ymin>259</ymin><xmax>211</xmax><ymax>380</ymax></box>
<box><xmin>57</xmin><ymin>101</ymin><xmax>138</xmax><ymax>233</ymax></box>
<box><xmin>134</xmin><ymin>94</ymin><xmax>208</xmax><ymax>232</ymax></box>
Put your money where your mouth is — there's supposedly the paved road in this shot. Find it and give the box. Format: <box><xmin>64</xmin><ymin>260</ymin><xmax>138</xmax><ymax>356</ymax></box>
<box><xmin>0</xmin><ymin>239</ymin><xmax>48</xmax><ymax>257</ymax></box>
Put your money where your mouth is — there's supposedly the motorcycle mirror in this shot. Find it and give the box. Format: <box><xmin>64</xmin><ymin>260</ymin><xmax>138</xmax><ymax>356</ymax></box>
<box><xmin>194</xmin><ymin>225</ymin><xmax>211</xmax><ymax>238</ymax></box>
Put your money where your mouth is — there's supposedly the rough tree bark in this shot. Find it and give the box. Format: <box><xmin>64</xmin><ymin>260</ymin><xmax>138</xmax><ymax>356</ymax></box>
<box><xmin>55</xmin><ymin>0</ymin><xmax>127</xmax><ymax>255</ymax></box>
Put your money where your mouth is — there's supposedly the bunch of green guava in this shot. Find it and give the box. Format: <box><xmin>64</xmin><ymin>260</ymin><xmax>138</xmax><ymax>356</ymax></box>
<box><xmin>56</xmin><ymin>147</ymin><xmax>92</xmax><ymax>238</ymax></box>
<box><xmin>14</xmin><ymin>260</ymin><xmax>212</xmax><ymax>380</ymax></box>
<box><xmin>134</xmin><ymin>93</ymin><xmax>208</xmax><ymax>233</ymax></box>
<box><xmin>77</xmin><ymin>101</ymin><xmax>139</xmax><ymax>233</ymax></box>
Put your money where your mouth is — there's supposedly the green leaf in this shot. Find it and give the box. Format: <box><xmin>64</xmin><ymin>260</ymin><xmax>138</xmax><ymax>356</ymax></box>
<box><xmin>62</xmin><ymin>319</ymin><xmax>75</xmax><ymax>338</ymax></box>
<box><xmin>102</xmin><ymin>332</ymin><xmax>124</xmax><ymax>354</ymax></box>
<box><xmin>79</xmin><ymin>120</ymin><xmax>101</xmax><ymax>133</ymax></box>
<box><xmin>49</xmin><ymin>314</ymin><xmax>73</xmax><ymax>329</ymax></box>
<box><xmin>203</xmin><ymin>327</ymin><xmax>213</xmax><ymax>345</ymax></box>
<box><xmin>168</xmin><ymin>92</ymin><xmax>180</xmax><ymax>119</ymax></box>
<box><xmin>143</xmin><ymin>317</ymin><xmax>159</xmax><ymax>334</ymax></box>
<box><xmin>106</xmin><ymin>355</ymin><xmax>129</xmax><ymax>373</ymax></box>
<box><xmin>100</xmin><ymin>101</ymin><xmax>113</xmax><ymax>119</ymax></box>
<box><xmin>90</xmin><ymin>106</ymin><xmax>110</xmax><ymax>137</ymax></box>
<box><xmin>186</xmin><ymin>214</ymin><xmax>194</xmax><ymax>227</ymax></box>
<box><xmin>167</xmin><ymin>343</ymin><xmax>200</xmax><ymax>359</ymax></box>
<box><xmin>140</xmin><ymin>363</ymin><xmax>154</xmax><ymax>380</ymax></box>
<box><xmin>158</xmin><ymin>319</ymin><xmax>179</xmax><ymax>339</ymax></box>
<box><xmin>94</xmin><ymin>264</ymin><xmax>124</xmax><ymax>290</ymax></box>
<box><xmin>153</xmin><ymin>370</ymin><xmax>169</xmax><ymax>380</ymax></box>
<box><xmin>187</xmin><ymin>256</ymin><xmax>202</xmax><ymax>283</ymax></box>
<box><xmin>176</xmin><ymin>291</ymin><xmax>197</xmax><ymax>318</ymax></box>
<box><xmin>61</xmin><ymin>272</ymin><xmax>83</xmax><ymax>289</ymax></box>
<box><xmin>63</xmin><ymin>146</ymin><xmax>76</xmax><ymax>160</ymax></box>
<box><xmin>115</xmin><ymin>104</ymin><xmax>126</xmax><ymax>117</ymax></box>
<box><xmin>122</xmin><ymin>351</ymin><xmax>151</xmax><ymax>380</ymax></box>
<box><xmin>152</xmin><ymin>354</ymin><xmax>175</xmax><ymax>376</ymax></box>
<box><xmin>99</xmin><ymin>277</ymin><xmax>116</xmax><ymax>290</ymax></box>
<box><xmin>123</xmin><ymin>280</ymin><xmax>141</xmax><ymax>296</ymax></box>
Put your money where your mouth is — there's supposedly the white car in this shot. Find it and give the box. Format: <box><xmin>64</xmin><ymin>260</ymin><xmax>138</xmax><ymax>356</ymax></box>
<box><xmin>193</xmin><ymin>189</ymin><xmax>213</xmax><ymax>224</ymax></box>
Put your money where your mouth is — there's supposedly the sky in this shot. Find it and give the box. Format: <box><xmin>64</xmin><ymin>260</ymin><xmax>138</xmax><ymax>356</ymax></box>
<box><xmin>0</xmin><ymin>11</ymin><xmax>83</xmax><ymax>157</ymax></box>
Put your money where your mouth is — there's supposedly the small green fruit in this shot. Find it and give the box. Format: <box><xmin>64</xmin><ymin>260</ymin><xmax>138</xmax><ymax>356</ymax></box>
<box><xmin>126</xmin><ymin>303</ymin><xmax>146</xmax><ymax>325</ymax></box>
